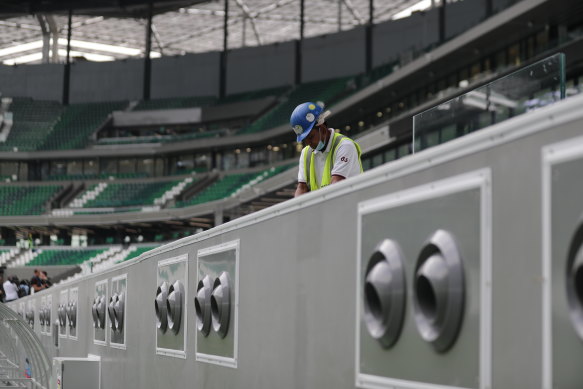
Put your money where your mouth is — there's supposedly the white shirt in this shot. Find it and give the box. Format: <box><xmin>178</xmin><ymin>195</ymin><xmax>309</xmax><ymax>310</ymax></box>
<box><xmin>3</xmin><ymin>280</ymin><xmax>19</xmax><ymax>301</ymax></box>
<box><xmin>298</xmin><ymin>128</ymin><xmax>361</xmax><ymax>186</ymax></box>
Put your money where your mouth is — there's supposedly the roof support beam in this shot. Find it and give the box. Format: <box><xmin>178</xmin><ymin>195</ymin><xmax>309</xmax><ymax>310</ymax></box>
<box><xmin>69</xmin><ymin>16</ymin><xmax>104</xmax><ymax>30</ymax></box>
<box><xmin>46</xmin><ymin>15</ymin><xmax>60</xmax><ymax>63</ymax></box>
<box><xmin>150</xmin><ymin>23</ymin><xmax>165</xmax><ymax>54</ymax></box>
<box><xmin>234</xmin><ymin>0</ymin><xmax>263</xmax><ymax>45</ymax></box>
<box><xmin>338</xmin><ymin>0</ymin><xmax>342</xmax><ymax>31</ymax></box>
<box><xmin>36</xmin><ymin>15</ymin><xmax>60</xmax><ymax>63</ymax></box>
<box><xmin>219</xmin><ymin>0</ymin><xmax>229</xmax><ymax>99</ymax></box>
<box><xmin>365</xmin><ymin>0</ymin><xmax>373</xmax><ymax>72</ymax></box>
<box><xmin>36</xmin><ymin>15</ymin><xmax>50</xmax><ymax>63</ymax></box>
<box><xmin>143</xmin><ymin>0</ymin><xmax>153</xmax><ymax>101</ymax></box>
<box><xmin>63</xmin><ymin>9</ymin><xmax>72</xmax><ymax>106</ymax></box>
<box><xmin>374</xmin><ymin>0</ymin><xmax>418</xmax><ymax>19</ymax></box>
<box><xmin>295</xmin><ymin>0</ymin><xmax>304</xmax><ymax>85</ymax></box>
<box><xmin>169</xmin><ymin>0</ymin><xmax>298</xmax><ymax>46</ymax></box>
<box><xmin>0</xmin><ymin>20</ymin><xmax>40</xmax><ymax>30</ymax></box>
<box><xmin>341</xmin><ymin>0</ymin><xmax>365</xmax><ymax>24</ymax></box>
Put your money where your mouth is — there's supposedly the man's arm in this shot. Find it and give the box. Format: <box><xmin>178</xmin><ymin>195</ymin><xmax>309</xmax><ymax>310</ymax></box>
<box><xmin>331</xmin><ymin>140</ymin><xmax>360</xmax><ymax>183</ymax></box>
<box><xmin>295</xmin><ymin>182</ymin><xmax>309</xmax><ymax>197</ymax></box>
<box><xmin>331</xmin><ymin>175</ymin><xmax>345</xmax><ymax>184</ymax></box>
<box><xmin>31</xmin><ymin>279</ymin><xmax>43</xmax><ymax>292</ymax></box>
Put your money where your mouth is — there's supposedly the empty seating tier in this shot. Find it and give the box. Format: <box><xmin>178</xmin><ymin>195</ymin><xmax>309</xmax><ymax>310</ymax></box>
<box><xmin>26</xmin><ymin>249</ymin><xmax>106</xmax><ymax>266</ymax></box>
<box><xmin>119</xmin><ymin>246</ymin><xmax>157</xmax><ymax>263</ymax></box>
<box><xmin>237</xmin><ymin>77</ymin><xmax>352</xmax><ymax>135</ymax></box>
<box><xmin>174</xmin><ymin>165</ymin><xmax>291</xmax><ymax>208</ymax></box>
<box><xmin>133</xmin><ymin>96</ymin><xmax>217</xmax><ymax>111</ymax></box>
<box><xmin>41</xmin><ymin>101</ymin><xmax>128</xmax><ymax>150</ymax></box>
<box><xmin>48</xmin><ymin>172</ymin><xmax>150</xmax><ymax>181</ymax></box>
<box><xmin>0</xmin><ymin>185</ymin><xmax>62</xmax><ymax>215</ymax></box>
<box><xmin>0</xmin><ymin>98</ymin><xmax>62</xmax><ymax>151</ymax></box>
<box><xmin>82</xmin><ymin>181</ymin><xmax>180</xmax><ymax>208</ymax></box>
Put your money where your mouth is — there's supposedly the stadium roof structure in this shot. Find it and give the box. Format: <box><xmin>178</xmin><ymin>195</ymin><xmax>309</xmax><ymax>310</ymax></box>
<box><xmin>0</xmin><ymin>0</ymin><xmax>433</xmax><ymax>65</ymax></box>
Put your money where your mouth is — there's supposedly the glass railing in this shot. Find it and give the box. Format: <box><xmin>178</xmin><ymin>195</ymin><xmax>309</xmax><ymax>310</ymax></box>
<box><xmin>412</xmin><ymin>53</ymin><xmax>566</xmax><ymax>152</ymax></box>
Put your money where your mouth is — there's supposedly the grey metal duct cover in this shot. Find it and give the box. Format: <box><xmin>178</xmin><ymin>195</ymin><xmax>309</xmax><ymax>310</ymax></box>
<box><xmin>26</xmin><ymin>309</ymin><xmax>35</xmax><ymax>327</ymax></box>
<box><xmin>67</xmin><ymin>301</ymin><xmax>77</xmax><ymax>329</ymax></box>
<box><xmin>566</xmin><ymin>221</ymin><xmax>583</xmax><ymax>340</ymax></box>
<box><xmin>194</xmin><ymin>275</ymin><xmax>212</xmax><ymax>337</ymax></box>
<box><xmin>413</xmin><ymin>229</ymin><xmax>465</xmax><ymax>353</ymax></box>
<box><xmin>114</xmin><ymin>293</ymin><xmax>125</xmax><ymax>332</ymax></box>
<box><xmin>92</xmin><ymin>297</ymin><xmax>99</xmax><ymax>328</ymax></box>
<box><xmin>108</xmin><ymin>294</ymin><xmax>118</xmax><ymax>331</ymax></box>
<box><xmin>211</xmin><ymin>272</ymin><xmax>231</xmax><ymax>338</ymax></box>
<box><xmin>363</xmin><ymin>239</ymin><xmax>406</xmax><ymax>348</ymax></box>
<box><xmin>167</xmin><ymin>281</ymin><xmax>184</xmax><ymax>334</ymax></box>
<box><xmin>58</xmin><ymin>304</ymin><xmax>67</xmax><ymax>327</ymax></box>
<box><xmin>96</xmin><ymin>296</ymin><xmax>106</xmax><ymax>329</ymax></box>
<box><xmin>45</xmin><ymin>307</ymin><xmax>51</xmax><ymax>328</ymax></box>
<box><xmin>155</xmin><ymin>281</ymin><xmax>169</xmax><ymax>333</ymax></box>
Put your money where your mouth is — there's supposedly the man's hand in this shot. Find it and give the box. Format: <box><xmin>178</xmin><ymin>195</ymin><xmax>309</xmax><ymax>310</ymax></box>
<box><xmin>331</xmin><ymin>175</ymin><xmax>345</xmax><ymax>184</ymax></box>
<box><xmin>295</xmin><ymin>182</ymin><xmax>309</xmax><ymax>197</ymax></box>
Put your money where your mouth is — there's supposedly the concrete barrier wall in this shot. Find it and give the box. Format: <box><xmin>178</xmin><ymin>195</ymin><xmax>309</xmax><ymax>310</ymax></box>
<box><xmin>152</xmin><ymin>52</ymin><xmax>221</xmax><ymax>99</ymax></box>
<box><xmin>226</xmin><ymin>41</ymin><xmax>295</xmax><ymax>95</ymax></box>
<box><xmin>373</xmin><ymin>9</ymin><xmax>439</xmax><ymax>68</ymax></box>
<box><xmin>8</xmin><ymin>94</ymin><xmax>583</xmax><ymax>388</ymax></box>
<box><xmin>0</xmin><ymin>63</ymin><xmax>64</xmax><ymax>101</ymax></box>
<box><xmin>302</xmin><ymin>27</ymin><xmax>366</xmax><ymax>82</ymax></box>
<box><xmin>69</xmin><ymin>59</ymin><xmax>144</xmax><ymax>103</ymax></box>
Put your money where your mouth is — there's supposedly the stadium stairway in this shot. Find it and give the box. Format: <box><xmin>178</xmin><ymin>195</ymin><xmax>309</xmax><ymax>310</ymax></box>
<box><xmin>4</xmin><ymin>247</ymin><xmax>118</xmax><ymax>269</ymax></box>
<box><xmin>10</xmin><ymin>249</ymin><xmax>40</xmax><ymax>267</ymax></box>
<box><xmin>68</xmin><ymin>183</ymin><xmax>108</xmax><ymax>208</ymax></box>
<box><xmin>153</xmin><ymin>177</ymin><xmax>194</xmax><ymax>206</ymax></box>
<box><xmin>78</xmin><ymin>245</ymin><xmax>158</xmax><ymax>276</ymax></box>
<box><xmin>0</xmin><ymin>97</ymin><xmax>13</xmax><ymax>142</ymax></box>
<box><xmin>0</xmin><ymin>248</ymin><xmax>22</xmax><ymax>267</ymax></box>
<box><xmin>78</xmin><ymin>247</ymin><xmax>123</xmax><ymax>274</ymax></box>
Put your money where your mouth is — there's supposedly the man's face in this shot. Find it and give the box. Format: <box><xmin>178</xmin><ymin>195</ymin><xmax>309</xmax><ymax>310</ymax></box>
<box><xmin>303</xmin><ymin>125</ymin><xmax>323</xmax><ymax>150</ymax></box>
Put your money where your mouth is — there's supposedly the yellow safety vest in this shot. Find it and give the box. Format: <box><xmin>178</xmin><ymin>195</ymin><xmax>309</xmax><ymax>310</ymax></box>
<box><xmin>303</xmin><ymin>132</ymin><xmax>363</xmax><ymax>191</ymax></box>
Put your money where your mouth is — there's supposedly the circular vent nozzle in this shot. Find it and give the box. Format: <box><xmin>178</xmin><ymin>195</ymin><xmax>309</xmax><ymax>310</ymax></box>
<box><xmin>167</xmin><ymin>281</ymin><xmax>184</xmax><ymax>334</ymax></box>
<box><xmin>211</xmin><ymin>272</ymin><xmax>231</xmax><ymax>338</ymax></box>
<box><xmin>413</xmin><ymin>229</ymin><xmax>465</xmax><ymax>353</ymax></box>
<box><xmin>155</xmin><ymin>281</ymin><xmax>169</xmax><ymax>333</ymax></box>
<box><xmin>566</xmin><ymin>221</ymin><xmax>583</xmax><ymax>340</ymax></box>
<box><xmin>195</xmin><ymin>275</ymin><xmax>212</xmax><ymax>336</ymax></box>
<box><xmin>363</xmin><ymin>239</ymin><xmax>406</xmax><ymax>348</ymax></box>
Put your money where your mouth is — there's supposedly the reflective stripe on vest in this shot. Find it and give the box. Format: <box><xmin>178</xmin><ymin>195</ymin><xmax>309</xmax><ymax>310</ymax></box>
<box><xmin>303</xmin><ymin>132</ymin><xmax>362</xmax><ymax>191</ymax></box>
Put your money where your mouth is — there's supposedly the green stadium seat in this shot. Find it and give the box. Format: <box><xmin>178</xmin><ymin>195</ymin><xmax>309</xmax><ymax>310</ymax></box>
<box><xmin>0</xmin><ymin>185</ymin><xmax>62</xmax><ymax>215</ymax></box>
<box><xmin>26</xmin><ymin>249</ymin><xmax>107</xmax><ymax>266</ymax></box>
<box><xmin>237</xmin><ymin>77</ymin><xmax>353</xmax><ymax>135</ymax></box>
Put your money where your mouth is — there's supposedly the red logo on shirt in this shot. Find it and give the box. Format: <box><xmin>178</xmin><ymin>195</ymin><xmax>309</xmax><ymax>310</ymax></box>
<box><xmin>340</xmin><ymin>157</ymin><xmax>349</xmax><ymax>162</ymax></box>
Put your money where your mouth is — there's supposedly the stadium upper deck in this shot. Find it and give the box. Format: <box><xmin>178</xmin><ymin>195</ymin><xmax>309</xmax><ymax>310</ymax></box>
<box><xmin>0</xmin><ymin>0</ymin><xmax>582</xmax><ymax>249</ymax></box>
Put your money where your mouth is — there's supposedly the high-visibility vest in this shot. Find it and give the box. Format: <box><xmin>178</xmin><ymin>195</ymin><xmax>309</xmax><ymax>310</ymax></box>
<box><xmin>303</xmin><ymin>132</ymin><xmax>363</xmax><ymax>191</ymax></box>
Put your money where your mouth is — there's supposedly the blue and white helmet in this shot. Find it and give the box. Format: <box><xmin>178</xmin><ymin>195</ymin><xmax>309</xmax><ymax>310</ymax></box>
<box><xmin>290</xmin><ymin>101</ymin><xmax>331</xmax><ymax>142</ymax></box>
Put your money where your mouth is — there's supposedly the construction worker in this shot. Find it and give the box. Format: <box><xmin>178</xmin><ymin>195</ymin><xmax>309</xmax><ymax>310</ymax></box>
<box><xmin>291</xmin><ymin>101</ymin><xmax>363</xmax><ymax>197</ymax></box>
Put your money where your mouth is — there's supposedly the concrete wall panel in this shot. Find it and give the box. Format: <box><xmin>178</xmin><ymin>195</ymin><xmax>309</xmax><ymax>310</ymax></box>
<box><xmin>70</xmin><ymin>59</ymin><xmax>144</xmax><ymax>103</ymax></box>
<box><xmin>302</xmin><ymin>27</ymin><xmax>366</xmax><ymax>82</ymax></box>
<box><xmin>152</xmin><ymin>52</ymin><xmax>220</xmax><ymax>98</ymax></box>
<box><xmin>226</xmin><ymin>41</ymin><xmax>295</xmax><ymax>95</ymax></box>
<box><xmin>9</xmin><ymin>95</ymin><xmax>583</xmax><ymax>389</ymax></box>
<box><xmin>0</xmin><ymin>63</ymin><xmax>64</xmax><ymax>101</ymax></box>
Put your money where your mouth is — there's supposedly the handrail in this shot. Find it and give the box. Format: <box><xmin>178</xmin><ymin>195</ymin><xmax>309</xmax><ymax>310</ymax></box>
<box><xmin>0</xmin><ymin>304</ymin><xmax>51</xmax><ymax>389</ymax></box>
